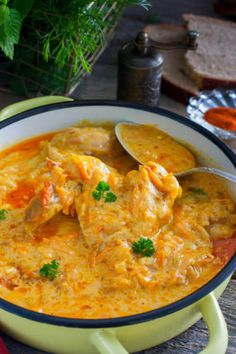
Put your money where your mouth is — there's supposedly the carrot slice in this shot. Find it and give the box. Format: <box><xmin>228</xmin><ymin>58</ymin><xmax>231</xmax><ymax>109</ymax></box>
<box><xmin>5</xmin><ymin>181</ymin><xmax>35</xmax><ymax>208</ymax></box>
<box><xmin>213</xmin><ymin>235</ymin><xmax>236</xmax><ymax>265</ymax></box>
<box><xmin>39</xmin><ymin>182</ymin><xmax>53</xmax><ymax>207</ymax></box>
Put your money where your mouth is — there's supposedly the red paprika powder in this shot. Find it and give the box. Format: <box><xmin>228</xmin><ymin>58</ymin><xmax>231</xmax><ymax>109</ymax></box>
<box><xmin>204</xmin><ymin>107</ymin><xmax>236</xmax><ymax>131</ymax></box>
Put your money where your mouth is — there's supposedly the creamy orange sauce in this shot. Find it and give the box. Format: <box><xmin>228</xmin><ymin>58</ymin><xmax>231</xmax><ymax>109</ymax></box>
<box><xmin>0</xmin><ymin>125</ymin><xmax>235</xmax><ymax>319</ymax></box>
<box><xmin>118</xmin><ymin>123</ymin><xmax>196</xmax><ymax>173</ymax></box>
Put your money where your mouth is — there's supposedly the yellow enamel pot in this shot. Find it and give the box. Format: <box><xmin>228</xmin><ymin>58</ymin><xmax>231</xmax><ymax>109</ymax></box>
<box><xmin>0</xmin><ymin>96</ymin><xmax>235</xmax><ymax>354</ymax></box>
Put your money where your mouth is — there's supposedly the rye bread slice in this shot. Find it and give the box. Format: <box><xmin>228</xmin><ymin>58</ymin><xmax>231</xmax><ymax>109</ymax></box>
<box><xmin>144</xmin><ymin>23</ymin><xmax>199</xmax><ymax>104</ymax></box>
<box><xmin>183</xmin><ymin>14</ymin><xmax>236</xmax><ymax>90</ymax></box>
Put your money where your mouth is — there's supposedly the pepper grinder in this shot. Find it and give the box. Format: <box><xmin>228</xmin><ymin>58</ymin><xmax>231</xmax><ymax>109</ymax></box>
<box><xmin>117</xmin><ymin>30</ymin><xmax>199</xmax><ymax>106</ymax></box>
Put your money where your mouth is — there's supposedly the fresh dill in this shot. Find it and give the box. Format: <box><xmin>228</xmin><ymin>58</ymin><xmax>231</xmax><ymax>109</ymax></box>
<box><xmin>0</xmin><ymin>0</ymin><xmax>150</xmax><ymax>73</ymax></box>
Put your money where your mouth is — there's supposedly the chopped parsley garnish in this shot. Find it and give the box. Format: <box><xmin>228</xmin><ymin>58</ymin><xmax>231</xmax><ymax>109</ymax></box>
<box><xmin>132</xmin><ymin>237</ymin><xmax>155</xmax><ymax>257</ymax></box>
<box><xmin>0</xmin><ymin>209</ymin><xmax>8</xmax><ymax>220</ymax></box>
<box><xmin>96</xmin><ymin>181</ymin><xmax>110</xmax><ymax>192</ymax></box>
<box><xmin>105</xmin><ymin>191</ymin><xmax>117</xmax><ymax>203</ymax></box>
<box><xmin>39</xmin><ymin>259</ymin><xmax>59</xmax><ymax>281</ymax></box>
<box><xmin>92</xmin><ymin>190</ymin><xmax>102</xmax><ymax>201</ymax></box>
<box><xmin>92</xmin><ymin>181</ymin><xmax>117</xmax><ymax>203</ymax></box>
<box><xmin>189</xmin><ymin>187</ymin><xmax>208</xmax><ymax>196</ymax></box>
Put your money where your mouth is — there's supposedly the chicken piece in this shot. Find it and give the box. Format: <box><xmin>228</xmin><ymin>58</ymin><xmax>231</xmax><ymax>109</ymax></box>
<box><xmin>76</xmin><ymin>177</ymin><xmax>125</xmax><ymax>247</ymax></box>
<box><xmin>25</xmin><ymin>180</ymin><xmax>80</xmax><ymax>232</ymax></box>
<box><xmin>50</xmin><ymin>127</ymin><xmax>123</xmax><ymax>159</ymax></box>
<box><xmin>77</xmin><ymin>162</ymin><xmax>181</xmax><ymax>289</ymax></box>
<box><xmin>124</xmin><ymin>162</ymin><xmax>182</xmax><ymax>238</ymax></box>
<box><xmin>76</xmin><ymin>161</ymin><xmax>181</xmax><ymax>248</ymax></box>
<box><xmin>48</xmin><ymin>127</ymin><xmax>136</xmax><ymax>174</ymax></box>
<box><xmin>25</xmin><ymin>152</ymin><xmax>181</xmax><ymax>252</ymax></box>
<box><xmin>174</xmin><ymin>195</ymin><xmax>236</xmax><ymax>241</ymax></box>
<box><xmin>60</xmin><ymin>153</ymin><xmax>115</xmax><ymax>182</ymax></box>
<box><xmin>24</xmin><ymin>154</ymin><xmax>118</xmax><ymax>232</ymax></box>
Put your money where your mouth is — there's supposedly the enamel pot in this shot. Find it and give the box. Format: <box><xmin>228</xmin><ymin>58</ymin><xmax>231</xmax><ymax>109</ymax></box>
<box><xmin>0</xmin><ymin>96</ymin><xmax>235</xmax><ymax>354</ymax></box>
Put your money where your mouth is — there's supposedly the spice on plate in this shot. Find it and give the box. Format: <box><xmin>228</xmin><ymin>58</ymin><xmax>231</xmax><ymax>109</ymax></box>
<box><xmin>203</xmin><ymin>107</ymin><xmax>236</xmax><ymax>131</ymax></box>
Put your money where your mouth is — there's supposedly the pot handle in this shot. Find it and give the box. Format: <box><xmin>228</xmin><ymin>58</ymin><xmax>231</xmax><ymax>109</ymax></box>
<box><xmin>0</xmin><ymin>96</ymin><xmax>73</xmax><ymax>121</ymax></box>
<box><xmin>199</xmin><ymin>292</ymin><xmax>228</xmax><ymax>354</ymax></box>
<box><xmin>91</xmin><ymin>293</ymin><xmax>228</xmax><ymax>354</ymax></box>
<box><xmin>91</xmin><ymin>330</ymin><xmax>128</xmax><ymax>354</ymax></box>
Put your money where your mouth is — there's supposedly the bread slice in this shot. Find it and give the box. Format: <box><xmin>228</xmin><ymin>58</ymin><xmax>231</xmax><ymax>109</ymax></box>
<box><xmin>144</xmin><ymin>24</ymin><xmax>199</xmax><ymax>104</ymax></box>
<box><xmin>183</xmin><ymin>14</ymin><xmax>236</xmax><ymax>90</ymax></box>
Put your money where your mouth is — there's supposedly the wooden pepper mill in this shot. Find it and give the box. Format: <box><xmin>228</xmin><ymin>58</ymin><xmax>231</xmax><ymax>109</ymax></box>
<box><xmin>117</xmin><ymin>30</ymin><xmax>199</xmax><ymax>106</ymax></box>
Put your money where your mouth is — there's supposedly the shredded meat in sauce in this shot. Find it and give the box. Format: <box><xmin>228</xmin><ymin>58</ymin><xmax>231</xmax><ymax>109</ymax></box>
<box><xmin>0</xmin><ymin>125</ymin><xmax>235</xmax><ymax>318</ymax></box>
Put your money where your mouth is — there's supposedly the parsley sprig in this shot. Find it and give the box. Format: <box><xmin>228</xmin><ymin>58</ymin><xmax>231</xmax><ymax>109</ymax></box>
<box><xmin>92</xmin><ymin>181</ymin><xmax>117</xmax><ymax>203</ymax></box>
<box><xmin>132</xmin><ymin>237</ymin><xmax>155</xmax><ymax>257</ymax></box>
<box><xmin>0</xmin><ymin>209</ymin><xmax>8</xmax><ymax>220</ymax></box>
<box><xmin>189</xmin><ymin>187</ymin><xmax>208</xmax><ymax>196</ymax></box>
<box><xmin>0</xmin><ymin>0</ymin><xmax>34</xmax><ymax>59</ymax></box>
<box><xmin>39</xmin><ymin>259</ymin><xmax>59</xmax><ymax>281</ymax></box>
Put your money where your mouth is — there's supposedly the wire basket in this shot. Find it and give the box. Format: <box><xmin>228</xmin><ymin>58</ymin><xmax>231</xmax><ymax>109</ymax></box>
<box><xmin>0</xmin><ymin>1</ymin><xmax>125</xmax><ymax>97</ymax></box>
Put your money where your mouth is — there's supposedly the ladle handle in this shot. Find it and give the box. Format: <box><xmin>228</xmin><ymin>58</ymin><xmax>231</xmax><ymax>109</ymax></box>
<box><xmin>175</xmin><ymin>167</ymin><xmax>236</xmax><ymax>184</ymax></box>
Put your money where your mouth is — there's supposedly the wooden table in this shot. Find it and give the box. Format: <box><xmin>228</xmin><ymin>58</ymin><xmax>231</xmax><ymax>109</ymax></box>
<box><xmin>0</xmin><ymin>0</ymin><xmax>235</xmax><ymax>353</ymax></box>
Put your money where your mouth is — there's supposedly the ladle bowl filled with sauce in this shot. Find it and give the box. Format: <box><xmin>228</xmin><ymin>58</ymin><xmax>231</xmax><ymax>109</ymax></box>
<box><xmin>115</xmin><ymin>122</ymin><xmax>196</xmax><ymax>173</ymax></box>
<box><xmin>0</xmin><ymin>97</ymin><xmax>235</xmax><ymax>354</ymax></box>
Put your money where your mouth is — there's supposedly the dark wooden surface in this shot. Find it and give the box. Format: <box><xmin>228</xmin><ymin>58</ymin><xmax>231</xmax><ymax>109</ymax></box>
<box><xmin>0</xmin><ymin>0</ymin><xmax>235</xmax><ymax>353</ymax></box>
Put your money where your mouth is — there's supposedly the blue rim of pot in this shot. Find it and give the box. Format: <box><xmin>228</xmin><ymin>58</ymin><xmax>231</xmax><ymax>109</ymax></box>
<box><xmin>0</xmin><ymin>100</ymin><xmax>235</xmax><ymax>328</ymax></box>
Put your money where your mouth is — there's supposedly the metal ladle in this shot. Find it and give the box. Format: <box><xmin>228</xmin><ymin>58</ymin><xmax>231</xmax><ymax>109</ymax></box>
<box><xmin>115</xmin><ymin>122</ymin><xmax>236</xmax><ymax>184</ymax></box>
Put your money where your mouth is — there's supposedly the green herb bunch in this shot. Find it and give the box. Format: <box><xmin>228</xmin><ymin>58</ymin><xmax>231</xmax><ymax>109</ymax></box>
<box><xmin>0</xmin><ymin>0</ymin><xmax>34</xmax><ymax>59</ymax></box>
<box><xmin>0</xmin><ymin>0</ymin><xmax>150</xmax><ymax>73</ymax></box>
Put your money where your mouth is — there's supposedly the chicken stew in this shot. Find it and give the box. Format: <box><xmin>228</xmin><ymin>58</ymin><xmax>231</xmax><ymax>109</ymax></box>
<box><xmin>0</xmin><ymin>125</ymin><xmax>235</xmax><ymax>318</ymax></box>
